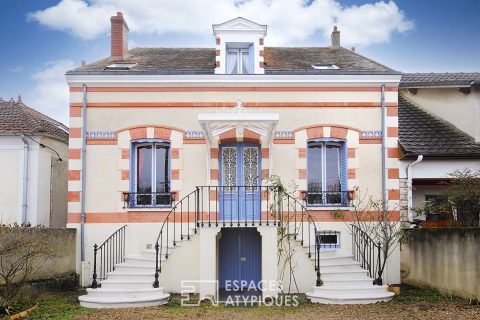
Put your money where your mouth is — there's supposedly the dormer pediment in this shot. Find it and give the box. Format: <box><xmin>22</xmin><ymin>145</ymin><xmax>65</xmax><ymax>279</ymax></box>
<box><xmin>213</xmin><ymin>17</ymin><xmax>267</xmax><ymax>36</ymax></box>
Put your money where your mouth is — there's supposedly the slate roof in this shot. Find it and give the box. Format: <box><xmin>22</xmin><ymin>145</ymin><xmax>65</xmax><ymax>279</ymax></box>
<box><xmin>400</xmin><ymin>72</ymin><xmax>480</xmax><ymax>88</ymax></box>
<box><xmin>398</xmin><ymin>95</ymin><xmax>480</xmax><ymax>158</ymax></box>
<box><xmin>67</xmin><ymin>47</ymin><xmax>397</xmax><ymax>75</ymax></box>
<box><xmin>0</xmin><ymin>98</ymin><xmax>69</xmax><ymax>143</ymax></box>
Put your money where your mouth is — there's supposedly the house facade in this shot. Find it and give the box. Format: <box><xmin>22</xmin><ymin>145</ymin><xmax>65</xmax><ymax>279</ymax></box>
<box><xmin>67</xmin><ymin>14</ymin><xmax>402</xmax><ymax>307</ymax></box>
<box><xmin>0</xmin><ymin>97</ymin><xmax>69</xmax><ymax>227</ymax></box>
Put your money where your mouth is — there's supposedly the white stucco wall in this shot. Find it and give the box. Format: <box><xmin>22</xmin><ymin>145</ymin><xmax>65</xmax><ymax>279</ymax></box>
<box><xmin>0</xmin><ymin>135</ymin><xmax>68</xmax><ymax>227</ymax></box>
<box><xmin>401</xmin><ymin>87</ymin><xmax>480</xmax><ymax>142</ymax></box>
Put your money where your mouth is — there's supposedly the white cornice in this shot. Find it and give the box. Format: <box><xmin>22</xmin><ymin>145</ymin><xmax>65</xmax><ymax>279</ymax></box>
<box><xmin>66</xmin><ymin>74</ymin><xmax>402</xmax><ymax>86</ymax></box>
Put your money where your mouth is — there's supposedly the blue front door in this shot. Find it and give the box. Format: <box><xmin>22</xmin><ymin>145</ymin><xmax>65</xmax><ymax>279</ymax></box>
<box><xmin>219</xmin><ymin>228</ymin><xmax>262</xmax><ymax>290</ymax></box>
<box><xmin>219</xmin><ymin>143</ymin><xmax>261</xmax><ymax>222</ymax></box>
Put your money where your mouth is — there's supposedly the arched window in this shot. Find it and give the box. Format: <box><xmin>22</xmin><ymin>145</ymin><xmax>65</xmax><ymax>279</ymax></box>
<box><xmin>133</xmin><ymin>141</ymin><xmax>171</xmax><ymax>207</ymax></box>
<box><xmin>307</xmin><ymin>140</ymin><xmax>347</xmax><ymax>206</ymax></box>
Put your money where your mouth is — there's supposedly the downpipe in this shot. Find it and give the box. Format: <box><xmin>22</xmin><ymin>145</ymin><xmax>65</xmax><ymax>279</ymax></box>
<box><xmin>81</xmin><ymin>84</ymin><xmax>87</xmax><ymax>262</ymax></box>
<box><xmin>407</xmin><ymin>155</ymin><xmax>423</xmax><ymax>222</ymax></box>
<box><xmin>21</xmin><ymin>135</ymin><xmax>29</xmax><ymax>224</ymax></box>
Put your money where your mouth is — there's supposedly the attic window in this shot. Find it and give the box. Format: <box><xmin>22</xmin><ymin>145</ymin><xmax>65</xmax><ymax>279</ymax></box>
<box><xmin>312</xmin><ymin>64</ymin><xmax>340</xmax><ymax>70</ymax></box>
<box><xmin>105</xmin><ymin>63</ymin><xmax>137</xmax><ymax>70</ymax></box>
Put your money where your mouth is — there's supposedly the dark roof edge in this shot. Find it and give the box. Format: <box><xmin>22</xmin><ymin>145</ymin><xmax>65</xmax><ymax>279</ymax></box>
<box><xmin>400</xmin><ymin>151</ymin><xmax>480</xmax><ymax>160</ymax></box>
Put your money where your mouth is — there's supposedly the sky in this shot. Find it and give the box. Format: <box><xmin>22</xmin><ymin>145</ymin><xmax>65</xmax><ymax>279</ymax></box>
<box><xmin>0</xmin><ymin>0</ymin><xmax>479</xmax><ymax>125</ymax></box>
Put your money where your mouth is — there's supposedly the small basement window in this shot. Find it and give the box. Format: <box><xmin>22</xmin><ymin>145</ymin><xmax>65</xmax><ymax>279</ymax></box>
<box><xmin>316</xmin><ymin>231</ymin><xmax>340</xmax><ymax>249</ymax></box>
<box><xmin>105</xmin><ymin>62</ymin><xmax>137</xmax><ymax>70</ymax></box>
<box><xmin>312</xmin><ymin>64</ymin><xmax>340</xmax><ymax>70</ymax></box>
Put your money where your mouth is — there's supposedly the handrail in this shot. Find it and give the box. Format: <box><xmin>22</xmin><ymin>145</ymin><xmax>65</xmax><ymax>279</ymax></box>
<box><xmin>350</xmin><ymin>224</ymin><xmax>383</xmax><ymax>285</ymax></box>
<box><xmin>151</xmin><ymin>186</ymin><xmax>325</xmax><ymax>288</ymax></box>
<box><xmin>153</xmin><ymin>189</ymin><xmax>198</xmax><ymax>288</ymax></box>
<box><xmin>91</xmin><ymin>225</ymin><xmax>127</xmax><ymax>288</ymax></box>
<box><xmin>277</xmin><ymin>190</ymin><xmax>323</xmax><ymax>286</ymax></box>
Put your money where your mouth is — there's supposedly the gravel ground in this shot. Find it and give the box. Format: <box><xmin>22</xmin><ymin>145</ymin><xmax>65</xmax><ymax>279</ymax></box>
<box><xmin>73</xmin><ymin>293</ymin><xmax>480</xmax><ymax>320</ymax></box>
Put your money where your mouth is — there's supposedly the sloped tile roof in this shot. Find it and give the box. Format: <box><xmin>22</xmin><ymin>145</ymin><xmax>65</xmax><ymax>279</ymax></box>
<box><xmin>398</xmin><ymin>95</ymin><xmax>480</xmax><ymax>158</ymax></box>
<box><xmin>67</xmin><ymin>47</ymin><xmax>397</xmax><ymax>75</ymax></box>
<box><xmin>0</xmin><ymin>98</ymin><xmax>69</xmax><ymax>142</ymax></box>
<box><xmin>400</xmin><ymin>72</ymin><xmax>480</xmax><ymax>88</ymax></box>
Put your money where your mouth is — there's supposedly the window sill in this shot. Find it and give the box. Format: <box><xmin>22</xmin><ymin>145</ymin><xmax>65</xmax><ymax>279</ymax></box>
<box><xmin>126</xmin><ymin>207</ymin><xmax>172</xmax><ymax>212</ymax></box>
<box><xmin>306</xmin><ymin>206</ymin><xmax>353</xmax><ymax>211</ymax></box>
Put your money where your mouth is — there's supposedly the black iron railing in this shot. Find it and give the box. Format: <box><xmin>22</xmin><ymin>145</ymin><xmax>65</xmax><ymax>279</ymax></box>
<box><xmin>123</xmin><ymin>191</ymin><xmax>174</xmax><ymax>208</ymax></box>
<box><xmin>91</xmin><ymin>225</ymin><xmax>126</xmax><ymax>288</ymax></box>
<box><xmin>151</xmin><ymin>186</ymin><xmax>324</xmax><ymax>288</ymax></box>
<box><xmin>351</xmin><ymin>224</ymin><xmax>382</xmax><ymax>285</ymax></box>
<box><xmin>305</xmin><ymin>190</ymin><xmax>350</xmax><ymax>207</ymax></box>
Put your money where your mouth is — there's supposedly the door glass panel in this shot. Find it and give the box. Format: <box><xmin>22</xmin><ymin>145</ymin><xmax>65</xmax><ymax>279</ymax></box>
<box><xmin>243</xmin><ymin>147</ymin><xmax>258</xmax><ymax>191</ymax></box>
<box><xmin>222</xmin><ymin>147</ymin><xmax>237</xmax><ymax>191</ymax></box>
<box><xmin>137</xmin><ymin>145</ymin><xmax>152</xmax><ymax>205</ymax></box>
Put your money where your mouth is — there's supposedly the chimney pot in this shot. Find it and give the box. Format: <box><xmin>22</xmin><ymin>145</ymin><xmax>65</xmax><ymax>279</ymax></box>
<box><xmin>331</xmin><ymin>26</ymin><xmax>340</xmax><ymax>50</ymax></box>
<box><xmin>351</xmin><ymin>47</ymin><xmax>356</xmax><ymax>52</ymax></box>
<box><xmin>110</xmin><ymin>12</ymin><xmax>129</xmax><ymax>58</ymax></box>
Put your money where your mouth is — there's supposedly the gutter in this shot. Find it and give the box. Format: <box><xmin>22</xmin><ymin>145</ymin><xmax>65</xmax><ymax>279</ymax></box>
<box><xmin>81</xmin><ymin>84</ymin><xmax>87</xmax><ymax>261</ymax></box>
<box><xmin>406</xmin><ymin>155</ymin><xmax>423</xmax><ymax>222</ymax></box>
<box><xmin>20</xmin><ymin>135</ymin><xmax>29</xmax><ymax>224</ymax></box>
<box><xmin>380</xmin><ymin>84</ymin><xmax>386</xmax><ymax>223</ymax></box>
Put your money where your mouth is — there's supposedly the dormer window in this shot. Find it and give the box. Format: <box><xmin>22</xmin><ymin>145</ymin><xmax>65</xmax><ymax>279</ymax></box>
<box><xmin>226</xmin><ymin>48</ymin><xmax>252</xmax><ymax>74</ymax></box>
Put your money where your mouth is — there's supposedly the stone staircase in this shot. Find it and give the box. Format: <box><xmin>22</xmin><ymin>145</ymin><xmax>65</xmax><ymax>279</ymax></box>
<box><xmin>304</xmin><ymin>248</ymin><xmax>395</xmax><ymax>304</ymax></box>
<box><xmin>78</xmin><ymin>244</ymin><xmax>179</xmax><ymax>308</ymax></box>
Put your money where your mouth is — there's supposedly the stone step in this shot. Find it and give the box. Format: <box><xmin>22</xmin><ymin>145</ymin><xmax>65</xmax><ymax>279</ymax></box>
<box><xmin>320</xmin><ymin>270</ymin><xmax>370</xmax><ymax>281</ymax></box>
<box><xmin>310</xmin><ymin>284</ymin><xmax>391</xmax><ymax>295</ymax></box>
<box><xmin>320</xmin><ymin>264</ymin><xmax>365</xmax><ymax>273</ymax></box>
<box><xmin>322</xmin><ymin>278</ymin><xmax>376</xmax><ymax>288</ymax></box>
<box><xmin>79</xmin><ymin>290</ymin><xmax>169</xmax><ymax>308</ymax></box>
<box><xmin>307</xmin><ymin>285</ymin><xmax>394</xmax><ymax>304</ymax></box>
<box><xmin>114</xmin><ymin>264</ymin><xmax>156</xmax><ymax>273</ymax></box>
<box><xmin>85</xmin><ymin>287</ymin><xmax>165</xmax><ymax>298</ymax></box>
<box><xmin>106</xmin><ymin>272</ymin><xmax>154</xmax><ymax>282</ymax></box>
<box><xmin>99</xmin><ymin>279</ymin><xmax>154</xmax><ymax>290</ymax></box>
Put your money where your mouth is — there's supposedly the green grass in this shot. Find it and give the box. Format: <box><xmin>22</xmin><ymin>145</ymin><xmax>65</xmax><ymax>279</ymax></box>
<box><xmin>393</xmin><ymin>284</ymin><xmax>463</xmax><ymax>302</ymax></box>
<box><xmin>22</xmin><ymin>289</ymin><xmax>91</xmax><ymax>320</ymax></box>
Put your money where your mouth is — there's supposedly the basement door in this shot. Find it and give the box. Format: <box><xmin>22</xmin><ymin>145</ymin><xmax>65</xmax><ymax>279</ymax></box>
<box><xmin>219</xmin><ymin>143</ymin><xmax>261</xmax><ymax>222</ymax></box>
<box><xmin>219</xmin><ymin>228</ymin><xmax>262</xmax><ymax>290</ymax></box>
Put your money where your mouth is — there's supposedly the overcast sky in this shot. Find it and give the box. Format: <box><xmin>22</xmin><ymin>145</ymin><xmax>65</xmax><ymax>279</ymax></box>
<box><xmin>1</xmin><ymin>0</ymin><xmax>479</xmax><ymax>125</ymax></box>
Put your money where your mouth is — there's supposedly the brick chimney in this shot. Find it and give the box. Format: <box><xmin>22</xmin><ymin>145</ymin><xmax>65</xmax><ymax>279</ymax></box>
<box><xmin>331</xmin><ymin>26</ymin><xmax>340</xmax><ymax>50</ymax></box>
<box><xmin>110</xmin><ymin>12</ymin><xmax>129</xmax><ymax>58</ymax></box>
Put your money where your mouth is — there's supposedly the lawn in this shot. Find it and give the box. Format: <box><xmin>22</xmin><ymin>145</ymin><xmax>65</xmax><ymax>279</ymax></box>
<box><xmin>12</xmin><ymin>285</ymin><xmax>480</xmax><ymax>320</ymax></box>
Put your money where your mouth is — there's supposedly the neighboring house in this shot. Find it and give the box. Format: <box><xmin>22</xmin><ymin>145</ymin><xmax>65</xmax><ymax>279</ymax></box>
<box><xmin>398</xmin><ymin>73</ymin><xmax>480</xmax><ymax>222</ymax></box>
<box><xmin>0</xmin><ymin>97</ymin><xmax>69</xmax><ymax>227</ymax></box>
<box><xmin>67</xmin><ymin>14</ymin><xmax>402</xmax><ymax>307</ymax></box>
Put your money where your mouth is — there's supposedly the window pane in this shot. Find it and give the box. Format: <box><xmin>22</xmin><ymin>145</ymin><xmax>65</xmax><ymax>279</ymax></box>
<box><xmin>241</xmin><ymin>51</ymin><xmax>250</xmax><ymax>74</ymax></box>
<box><xmin>307</xmin><ymin>144</ymin><xmax>322</xmax><ymax>191</ymax></box>
<box><xmin>325</xmin><ymin>145</ymin><xmax>341</xmax><ymax>192</ymax></box>
<box><xmin>137</xmin><ymin>145</ymin><xmax>152</xmax><ymax>205</ymax></box>
<box><xmin>155</xmin><ymin>145</ymin><xmax>169</xmax><ymax>192</ymax></box>
<box><xmin>226</xmin><ymin>51</ymin><xmax>238</xmax><ymax>74</ymax></box>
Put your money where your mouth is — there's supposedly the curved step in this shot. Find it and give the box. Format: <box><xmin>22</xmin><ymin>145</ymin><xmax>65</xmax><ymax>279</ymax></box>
<box><xmin>322</xmin><ymin>278</ymin><xmax>376</xmax><ymax>288</ymax></box>
<box><xmin>79</xmin><ymin>290</ymin><xmax>169</xmax><ymax>308</ymax></box>
<box><xmin>85</xmin><ymin>287</ymin><xmax>165</xmax><ymax>298</ymax></box>
<box><xmin>307</xmin><ymin>285</ymin><xmax>394</xmax><ymax>304</ymax></box>
<box><xmin>321</xmin><ymin>269</ymin><xmax>370</xmax><ymax>280</ymax></box>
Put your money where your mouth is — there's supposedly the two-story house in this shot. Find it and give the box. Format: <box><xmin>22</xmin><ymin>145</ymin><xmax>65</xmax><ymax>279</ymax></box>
<box><xmin>66</xmin><ymin>14</ymin><xmax>401</xmax><ymax>308</ymax></box>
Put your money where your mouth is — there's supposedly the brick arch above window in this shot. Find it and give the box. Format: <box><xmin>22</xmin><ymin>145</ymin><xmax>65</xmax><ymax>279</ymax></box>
<box><xmin>293</xmin><ymin>124</ymin><xmax>361</xmax><ymax>140</ymax></box>
<box><xmin>117</xmin><ymin>124</ymin><xmax>184</xmax><ymax>140</ymax></box>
